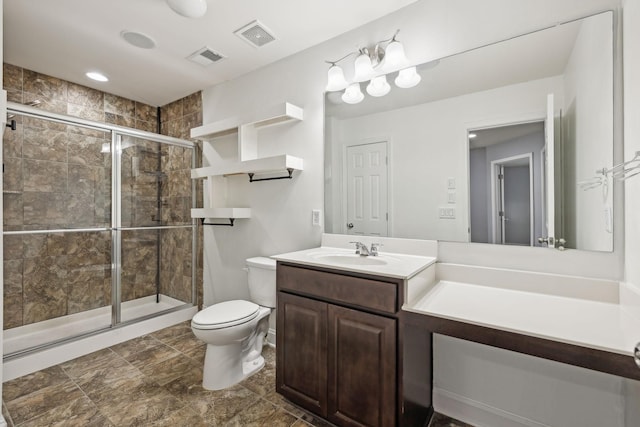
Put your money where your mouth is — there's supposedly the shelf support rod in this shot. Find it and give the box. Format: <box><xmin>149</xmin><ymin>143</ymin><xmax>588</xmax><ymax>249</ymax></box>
<box><xmin>200</xmin><ymin>218</ymin><xmax>235</xmax><ymax>227</ymax></box>
<box><xmin>248</xmin><ymin>168</ymin><xmax>294</xmax><ymax>183</ymax></box>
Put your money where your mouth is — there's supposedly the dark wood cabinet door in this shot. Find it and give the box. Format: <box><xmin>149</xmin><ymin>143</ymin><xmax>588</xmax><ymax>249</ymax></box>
<box><xmin>327</xmin><ymin>305</ymin><xmax>396</xmax><ymax>427</ymax></box>
<box><xmin>276</xmin><ymin>292</ymin><xmax>328</xmax><ymax>416</ymax></box>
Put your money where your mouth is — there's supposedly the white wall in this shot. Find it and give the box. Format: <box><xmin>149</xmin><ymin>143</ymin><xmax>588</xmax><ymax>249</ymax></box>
<box><xmin>200</xmin><ymin>0</ymin><xmax>634</xmax><ymax>426</ymax></box>
<box><xmin>623</xmin><ymin>0</ymin><xmax>640</xmax><ymax>288</ymax></box>
<box><xmin>622</xmin><ymin>0</ymin><xmax>640</xmax><ymax>421</ymax></box>
<box><xmin>200</xmin><ymin>47</ymin><xmax>326</xmax><ymax>305</ymax></box>
<box><xmin>563</xmin><ymin>12</ymin><xmax>614</xmax><ymax>251</ymax></box>
<box><xmin>328</xmin><ymin>77</ymin><xmax>562</xmax><ymax>242</ymax></box>
<box><xmin>434</xmin><ymin>336</ymin><xmax>627</xmax><ymax>427</ymax></box>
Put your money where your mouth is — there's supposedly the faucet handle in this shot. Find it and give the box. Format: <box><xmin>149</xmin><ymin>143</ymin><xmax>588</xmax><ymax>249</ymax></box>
<box><xmin>370</xmin><ymin>243</ymin><xmax>383</xmax><ymax>255</ymax></box>
<box><xmin>349</xmin><ymin>241</ymin><xmax>363</xmax><ymax>254</ymax></box>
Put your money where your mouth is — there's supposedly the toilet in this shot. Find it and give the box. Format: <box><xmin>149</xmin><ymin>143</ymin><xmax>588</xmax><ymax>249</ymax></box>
<box><xmin>191</xmin><ymin>256</ymin><xmax>276</xmax><ymax>390</ymax></box>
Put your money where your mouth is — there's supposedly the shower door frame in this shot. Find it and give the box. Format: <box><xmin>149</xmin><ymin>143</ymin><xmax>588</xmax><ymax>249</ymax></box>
<box><xmin>3</xmin><ymin>102</ymin><xmax>197</xmax><ymax>358</ymax></box>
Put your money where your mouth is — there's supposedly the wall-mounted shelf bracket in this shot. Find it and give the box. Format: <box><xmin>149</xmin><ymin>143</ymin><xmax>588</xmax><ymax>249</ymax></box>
<box><xmin>248</xmin><ymin>168</ymin><xmax>294</xmax><ymax>183</ymax></box>
<box><xmin>200</xmin><ymin>218</ymin><xmax>235</xmax><ymax>227</ymax></box>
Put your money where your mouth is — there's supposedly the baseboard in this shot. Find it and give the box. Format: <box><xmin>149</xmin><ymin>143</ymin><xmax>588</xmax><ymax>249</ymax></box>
<box><xmin>267</xmin><ymin>328</ymin><xmax>276</xmax><ymax>347</ymax></box>
<box><xmin>433</xmin><ymin>388</ymin><xmax>551</xmax><ymax>427</ymax></box>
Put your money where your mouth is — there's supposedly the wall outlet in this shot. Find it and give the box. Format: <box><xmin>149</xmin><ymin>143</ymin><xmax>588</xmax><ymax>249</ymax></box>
<box><xmin>312</xmin><ymin>209</ymin><xmax>321</xmax><ymax>226</ymax></box>
<box><xmin>447</xmin><ymin>191</ymin><xmax>456</xmax><ymax>203</ymax></box>
<box><xmin>439</xmin><ymin>207</ymin><xmax>456</xmax><ymax>219</ymax></box>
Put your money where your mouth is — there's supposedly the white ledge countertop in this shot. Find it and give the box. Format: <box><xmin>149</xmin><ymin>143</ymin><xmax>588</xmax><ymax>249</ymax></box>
<box><xmin>272</xmin><ymin>247</ymin><xmax>436</xmax><ymax>280</ymax></box>
<box><xmin>404</xmin><ymin>280</ymin><xmax>640</xmax><ymax>357</ymax></box>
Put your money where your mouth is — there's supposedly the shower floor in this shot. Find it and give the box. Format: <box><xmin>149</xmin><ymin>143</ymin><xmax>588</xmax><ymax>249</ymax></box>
<box><xmin>3</xmin><ymin>294</ymin><xmax>187</xmax><ymax>356</ymax></box>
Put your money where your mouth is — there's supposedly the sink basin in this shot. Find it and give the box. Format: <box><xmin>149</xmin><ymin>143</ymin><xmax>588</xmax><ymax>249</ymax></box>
<box><xmin>273</xmin><ymin>246</ymin><xmax>437</xmax><ymax>279</ymax></box>
<box><xmin>309</xmin><ymin>253</ymin><xmax>392</xmax><ymax>266</ymax></box>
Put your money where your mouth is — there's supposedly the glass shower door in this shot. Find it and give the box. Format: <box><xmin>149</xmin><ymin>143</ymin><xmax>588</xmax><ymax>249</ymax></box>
<box><xmin>114</xmin><ymin>134</ymin><xmax>194</xmax><ymax>324</ymax></box>
<box><xmin>3</xmin><ymin>115</ymin><xmax>113</xmax><ymax>355</ymax></box>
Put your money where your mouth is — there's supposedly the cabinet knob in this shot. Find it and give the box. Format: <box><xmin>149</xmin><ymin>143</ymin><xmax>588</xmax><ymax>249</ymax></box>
<box><xmin>347</xmin><ymin>222</ymin><xmax>354</xmax><ymax>229</ymax></box>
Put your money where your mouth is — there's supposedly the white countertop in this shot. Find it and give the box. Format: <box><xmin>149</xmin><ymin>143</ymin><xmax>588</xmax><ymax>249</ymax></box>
<box><xmin>272</xmin><ymin>246</ymin><xmax>436</xmax><ymax>279</ymax></box>
<box><xmin>405</xmin><ymin>280</ymin><xmax>640</xmax><ymax>357</ymax></box>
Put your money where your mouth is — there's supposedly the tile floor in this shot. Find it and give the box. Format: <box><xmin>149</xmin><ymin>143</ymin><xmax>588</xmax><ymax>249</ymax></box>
<box><xmin>2</xmin><ymin>321</ymin><xmax>472</xmax><ymax>427</ymax></box>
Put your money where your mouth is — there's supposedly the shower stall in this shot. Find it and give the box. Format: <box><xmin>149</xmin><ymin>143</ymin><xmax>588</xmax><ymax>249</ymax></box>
<box><xmin>2</xmin><ymin>102</ymin><xmax>196</xmax><ymax>359</ymax></box>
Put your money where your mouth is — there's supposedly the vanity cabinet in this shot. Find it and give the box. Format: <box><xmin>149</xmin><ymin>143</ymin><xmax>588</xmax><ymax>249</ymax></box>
<box><xmin>276</xmin><ymin>262</ymin><xmax>400</xmax><ymax>427</ymax></box>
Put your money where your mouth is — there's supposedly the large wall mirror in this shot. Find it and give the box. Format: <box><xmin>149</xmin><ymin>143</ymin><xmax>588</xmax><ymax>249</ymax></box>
<box><xmin>324</xmin><ymin>11</ymin><xmax>614</xmax><ymax>252</ymax></box>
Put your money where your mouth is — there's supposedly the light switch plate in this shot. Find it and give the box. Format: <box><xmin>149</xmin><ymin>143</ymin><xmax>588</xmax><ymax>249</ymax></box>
<box><xmin>448</xmin><ymin>191</ymin><xmax>456</xmax><ymax>203</ymax></box>
<box><xmin>312</xmin><ymin>209</ymin><xmax>321</xmax><ymax>226</ymax></box>
<box><xmin>439</xmin><ymin>207</ymin><xmax>456</xmax><ymax>219</ymax></box>
<box><xmin>447</xmin><ymin>177</ymin><xmax>456</xmax><ymax>189</ymax></box>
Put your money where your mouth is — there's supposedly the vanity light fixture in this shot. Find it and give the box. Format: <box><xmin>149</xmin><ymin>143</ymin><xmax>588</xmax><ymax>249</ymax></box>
<box><xmin>325</xmin><ymin>30</ymin><xmax>421</xmax><ymax>104</ymax></box>
<box><xmin>342</xmin><ymin>83</ymin><xmax>365</xmax><ymax>104</ymax></box>
<box><xmin>395</xmin><ymin>66</ymin><xmax>421</xmax><ymax>88</ymax></box>
<box><xmin>366</xmin><ymin>75</ymin><xmax>391</xmax><ymax>97</ymax></box>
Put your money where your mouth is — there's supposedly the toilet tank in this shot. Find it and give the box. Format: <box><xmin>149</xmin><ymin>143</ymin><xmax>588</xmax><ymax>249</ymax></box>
<box><xmin>246</xmin><ymin>257</ymin><xmax>276</xmax><ymax>308</ymax></box>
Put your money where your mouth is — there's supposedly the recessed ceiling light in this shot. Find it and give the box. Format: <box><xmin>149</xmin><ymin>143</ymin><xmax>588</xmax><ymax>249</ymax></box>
<box><xmin>121</xmin><ymin>31</ymin><xmax>156</xmax><ymax>49</ymax></box>
<box><xmin>86</xmin><ymin>71</ymin><xmax>109</xmax><ymax>82</ymax></box>
<box><xmin>468</xmin><ymin>133</ymin><xmax>477</xmax><ymax>139</ymax></box>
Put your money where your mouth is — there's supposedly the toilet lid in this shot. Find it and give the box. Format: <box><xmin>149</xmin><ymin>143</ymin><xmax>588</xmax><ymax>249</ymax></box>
<box><xmin>192</xmin><ymin>300</ymin><xmax>260</xmax><ymax>330</ymax></box>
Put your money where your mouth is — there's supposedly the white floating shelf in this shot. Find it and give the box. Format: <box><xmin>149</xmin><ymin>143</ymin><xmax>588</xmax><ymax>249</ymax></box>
<box><xmin>191</xmin><ymin>154</ymin><xmax>303</xmax><ymax>179</ymax></box>
<box><xmin>191</xmin><ymin>208</ymin><xmax>251</xmax><ymax>219</ymax></box>
<box><xmin>191</xmin><ymin>102</ymin><xmax>303</xmax><ymax>140</ymax></box>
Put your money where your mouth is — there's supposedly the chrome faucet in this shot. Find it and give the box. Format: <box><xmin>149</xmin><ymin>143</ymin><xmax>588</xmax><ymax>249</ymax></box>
<box><xmin>349</xmin><ymin>242</ymin><xmax>382</xmax><ymax>256</ymax></box>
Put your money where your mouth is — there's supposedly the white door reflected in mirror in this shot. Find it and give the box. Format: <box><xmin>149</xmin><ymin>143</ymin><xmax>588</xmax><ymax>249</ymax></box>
<box><xmin>345</xmin><ymin>141</ymin><xmax>388</xmax><ymax>236</ymax></box>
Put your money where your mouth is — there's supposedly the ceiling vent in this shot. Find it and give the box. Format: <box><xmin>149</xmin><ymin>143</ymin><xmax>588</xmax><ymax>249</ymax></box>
<box><xmin>234</xmin><ymin>20</ymin><xmax>276</xmax><ymax>48</ymax></box>
<box><xmin>187</xmin><ymin>47</ymin><xmax>225</xmax><ymax>66</ymax></box>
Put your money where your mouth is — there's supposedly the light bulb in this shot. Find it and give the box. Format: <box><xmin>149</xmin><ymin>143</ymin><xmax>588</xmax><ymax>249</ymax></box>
<box><xmin>342</xmin><ymin>83</ymin><xmax>364</xmax><ymax>104</ymax></box>
<box><xmin>326</xmin><ymin>64</ymin><xmax>348</xmax><ymax>92</ymax></box>
<box><xmin>353</xmin><ymin>52</ymin><xmax>375</xmax><ymax>82</ymax></box>
<box><xmin>384</xmin><ymin>40</ymin><xmax>409</xmax><ymax>71</ymax></box>
<box><xmin>366</xmin><ymin>75</ymin><xmax>391</xmax><ymax>97</ymax></box>
<box><xmin>395</xmin><ymin>66</ymin><xmax>421</xmax><ymax>88</ymax></box>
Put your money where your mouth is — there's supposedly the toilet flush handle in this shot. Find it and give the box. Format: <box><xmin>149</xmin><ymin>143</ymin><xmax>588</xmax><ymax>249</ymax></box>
<box><xmin>634</xmin><ymin>342</ymin><xmax>640</xmax><ymax>369</ymax></box>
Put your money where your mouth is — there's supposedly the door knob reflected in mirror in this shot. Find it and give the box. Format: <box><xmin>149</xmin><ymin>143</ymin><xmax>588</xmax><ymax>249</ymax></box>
<box><xmin>557</xmin><ymin>238</ymin><xmax>567</xmax><ymax>251</ymax></box>
<box><xmin>537</xmin><ymin>236</ymin><xmax>555</xmax><ymax>245</ymax></box>
<box><xmin>347</xmin><ymin>223</ymin><xmax>354</xmax><ymax>229</ymax></box>
<box><xmin>538</xmin><ymin>237</ymin><xmax>566</xmax><ymax>250</ymax></box>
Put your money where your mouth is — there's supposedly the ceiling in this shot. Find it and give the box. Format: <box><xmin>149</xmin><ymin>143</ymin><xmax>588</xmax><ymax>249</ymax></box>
<box><xmin>4</xmin><ymin>0</ymin><xmax>417</xmax><ymax>106</ymax></box>
<box><xmin>469</xmin><ymin>121</ymin><xmax>545</xmax><ymax>149</ymax></box>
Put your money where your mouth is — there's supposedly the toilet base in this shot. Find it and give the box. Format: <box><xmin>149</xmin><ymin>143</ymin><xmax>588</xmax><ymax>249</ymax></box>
<box><xmin>243</xmin><ymin>355</ymin><xmax>265</xmax><ymax>378</ymax></box>
<box><xmin>202</xmin><ymin>342</ymin><xmax>244</xmax><ymax>390</ymax></box>
<box><xmin>201</xmin><ymin>344</ymin><xmax>266</xmax><ymax>390</ymax></box>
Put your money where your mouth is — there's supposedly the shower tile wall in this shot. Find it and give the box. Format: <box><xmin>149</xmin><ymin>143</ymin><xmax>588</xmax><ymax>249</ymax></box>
<box><xmin>1</xmin><ymin>63</ymin><xmax>200</xmax><ymax>329</ymax></box>
<box><xmin>159</xmin><ymin>93</ymin><xmax>203</xmax><ymax>307</ymax></box>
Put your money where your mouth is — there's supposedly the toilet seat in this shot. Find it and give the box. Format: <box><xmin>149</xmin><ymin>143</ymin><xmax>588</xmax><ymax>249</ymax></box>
<box><xmin>192</xmin><ymin>300</ymin><xmax>260</xmax><ymax>330</ymax></box>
